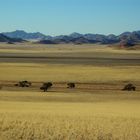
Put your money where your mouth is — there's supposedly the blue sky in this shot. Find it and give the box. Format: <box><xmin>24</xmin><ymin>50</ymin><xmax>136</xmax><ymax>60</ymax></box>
<box><xmin>0</xmin><ymin>0</ymin><xmax>140</xmax><ymax>35</ymax></box>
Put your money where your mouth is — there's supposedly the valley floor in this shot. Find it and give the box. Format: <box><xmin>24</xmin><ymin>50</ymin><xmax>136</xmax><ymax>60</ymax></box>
<box><xmin>0</xmin><ymin>44</ymin><xmax>140</xmax><ymax>140</ymax></box>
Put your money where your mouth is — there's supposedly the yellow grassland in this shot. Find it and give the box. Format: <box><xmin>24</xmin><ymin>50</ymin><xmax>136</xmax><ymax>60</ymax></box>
<box><xmin>0</xmin><ymin>91</ymin><xmax>140</xmax><ymax>140</ymax></box>
<box><xmin>0</xmin><ymin>43</ymin><xmax>139</xmax><ymax>54</ymax></box>
<box><xmin>0</xmin><ymin>44</ymin><xmax>140</xmax><ymax>140</ymax></box>
<box><xmin>0</xmin><ymin>63</ymin><xmax>140</xmax><ymax>83</ymax></box>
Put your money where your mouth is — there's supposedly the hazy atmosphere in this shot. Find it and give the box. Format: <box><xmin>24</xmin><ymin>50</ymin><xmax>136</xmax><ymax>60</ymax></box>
<box><xmin>0</xmin><ymin>0</ymin><xmax>140</xmax><ymax>35</ymax></box>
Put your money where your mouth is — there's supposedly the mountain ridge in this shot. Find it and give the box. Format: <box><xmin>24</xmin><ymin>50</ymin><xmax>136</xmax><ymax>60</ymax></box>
<box><xmin>0</xmin><ymin>33</ymin><xmax>24</xmax><ymax>43</ymax></box>
<box><xmin>1</xmin><ymin>30</ymin><xmax>140</xmax><ymax>46</ymax></box>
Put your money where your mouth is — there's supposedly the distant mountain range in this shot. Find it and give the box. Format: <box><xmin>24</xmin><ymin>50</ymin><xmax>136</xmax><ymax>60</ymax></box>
<box><xmin>1</xmin><ymin>30</ymin><xmax>140</xmax><ymax>46</ymax></box>
<box><xmin>0</xmin><ymin>33</ymin><xmax>24</xmax><ymax>43</ymax></box>
<box><xmin>3</xmin><ymin>30</ymin><xmax>49</xmax><ymax>40</ymax></box>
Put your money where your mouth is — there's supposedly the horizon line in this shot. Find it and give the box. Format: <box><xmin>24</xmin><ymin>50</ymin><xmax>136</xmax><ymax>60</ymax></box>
<box><xmin>1</xmin><ymin>29</ymin><xmax>140</xmax><ymax>37</ymax></box>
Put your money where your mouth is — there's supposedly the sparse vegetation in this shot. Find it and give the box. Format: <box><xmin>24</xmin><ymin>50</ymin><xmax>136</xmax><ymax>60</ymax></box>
<box><xmin>0</xmin><ymin>44</ymin><xmax>139</xmax><ymax>140</ymax></box>
<box><xmin>122</xmin><ymin>83</ymin><xmax>136</xmax><ymax>91</ymax></box>
<box><xmin>67</xmin><ymin>83</ymin><xmax>75</xmax><ymax>88</ymax></box>
<box><xmin>14</xmin><ymin>81</ymin><xmax>32</xmax><ymax>87</ymax></box>
<box><xmin>40</xmin><ymin>82</ymin><xmax>53</xmax><ymax>92</ymax></box>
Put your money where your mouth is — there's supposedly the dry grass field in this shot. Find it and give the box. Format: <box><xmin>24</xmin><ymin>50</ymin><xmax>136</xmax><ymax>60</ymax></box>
<box><xmin>0</xmin><ymin>63</ymin><xmax>140</xmax><ymax>83</ymax></box>
<box><xmin>0</xmin><ymin>43</ymin><xmax>140</xmax><ymax>140</ymax></box>
<box><xmin>0</xmin><ymin>91</ymin><xmax>140</xmax><ymax>140</ymax></box>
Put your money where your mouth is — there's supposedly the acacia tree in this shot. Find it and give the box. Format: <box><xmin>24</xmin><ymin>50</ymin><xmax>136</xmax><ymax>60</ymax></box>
<box><xmin>40</xmin><ymin>82</ymin><xmax>53</xmax><ymax>92</ymax></box>
<box><xmin>122</xmin><ymin>83</ymin><xmax>136</xmax><ymax>91</ymax></box>
<box><xmin>14</xmin><ymin>81</ymin><xmax>32</xmax><ymax>87</ymax></box>
<box><xmin>67</xmin><ymin>83</ymin><xmax>75</xmax><ymax>88</ymax></box>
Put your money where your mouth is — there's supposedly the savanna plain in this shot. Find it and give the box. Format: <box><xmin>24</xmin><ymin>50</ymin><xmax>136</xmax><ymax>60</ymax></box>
<box><xmin>0</xmin><ymin>43</ymin><xmax>140</xmax><ymax>140</ymax></box>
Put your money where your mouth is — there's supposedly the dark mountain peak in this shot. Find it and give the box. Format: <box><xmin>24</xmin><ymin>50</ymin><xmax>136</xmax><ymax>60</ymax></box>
<box><xmin>1</xmin><ymin>30</ymin><xmax>140</xmax><ymax>45</ymax></box>
<box><xmin>107</xmin><ymin>34</ymin><xmax>116</xmax><ymax>38</ymax></box>
<box><xmin>119</xmin><ymin>32</ymin><xmax>132</xmax><ymax>38</ymax></box>
<box><xmin>3</xmin><ymin>30</ymin><xmax>47</xmax><ymax>40</ymax></box>
<box><xmin>69</xmin><ymin>32</ymin><xmax>83</xmax><ymax>38</ymax></box>
<box><xmin>10</xmin><ymin>30</ymin><xmax>27</xmax><ymax>36</ymax></box>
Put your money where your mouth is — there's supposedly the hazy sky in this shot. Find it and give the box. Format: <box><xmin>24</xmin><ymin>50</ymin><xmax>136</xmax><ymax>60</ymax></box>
<box><xmin>0</xmin><ymin>0</ymin><xmax>140</xmax><ymax>35</ymax></box>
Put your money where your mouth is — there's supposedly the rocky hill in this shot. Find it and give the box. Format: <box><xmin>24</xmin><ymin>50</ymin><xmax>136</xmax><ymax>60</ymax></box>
<box><xmin>38</xmin><ymin>31</ymin><xmax>140</xmax><ymax>46</ymax></box>
<box><xmin>0</xmin><ymin>34</ymin><xmax>24</xmax><ymax>43</ymax></box>
<box><xmin>3</xmin><ymin>30</ymin><xmax>51</xmax><ymax>40</ymax></box>
<box><xmin>2</xmin><ymin>30</ymin><xmax>140</xmax><ymax>46</ymax></box>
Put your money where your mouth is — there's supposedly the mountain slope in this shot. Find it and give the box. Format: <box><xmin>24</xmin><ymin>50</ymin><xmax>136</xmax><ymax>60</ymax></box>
<box><xmin>2</xmin><ymin>30</ymin><xmax>140</xmax><ymax>46</ymax></box>
<box><xmin>0</xmin><ymin>34</ymin><xmax>24</xmax><ymax>43</ymax></box>
<box><xmin>3</xmin><ymin>30</ymin><xmax>49</xmax><ymax>40</ymax></box>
